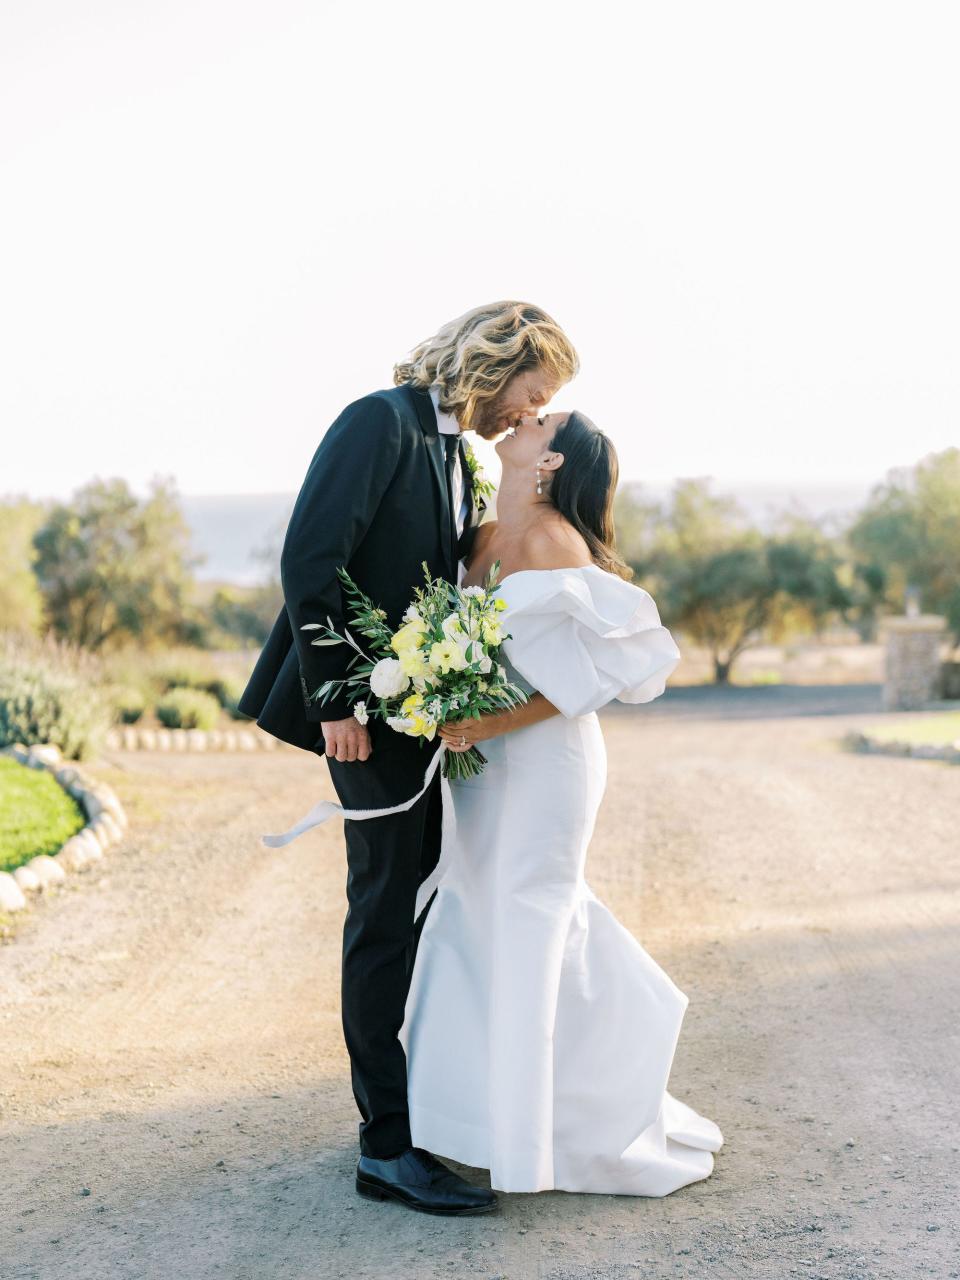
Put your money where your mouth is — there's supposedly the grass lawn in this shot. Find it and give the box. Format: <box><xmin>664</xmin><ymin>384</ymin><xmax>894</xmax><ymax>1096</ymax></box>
<box><xmin>0</xmin><ymin>757</ymin><xmax>86</xmax><ymax>873</ymax></box>
<box><xmin>863</xmin><ymin>711</ymin><xmax>960</xmax><ymax>746</ymax></box>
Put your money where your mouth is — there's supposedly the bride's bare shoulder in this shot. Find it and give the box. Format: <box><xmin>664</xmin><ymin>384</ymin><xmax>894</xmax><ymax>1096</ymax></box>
<box><xmin>522</xmin><ymin>517</ymin><xmax>593</xmax><ymax>571</ymax></box>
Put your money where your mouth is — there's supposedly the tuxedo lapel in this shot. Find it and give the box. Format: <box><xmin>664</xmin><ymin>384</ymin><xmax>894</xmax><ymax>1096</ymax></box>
<box><xmin>406</xmin><ymin>385</ymin><xmax>456</xmax><ymax>578</ymax></box>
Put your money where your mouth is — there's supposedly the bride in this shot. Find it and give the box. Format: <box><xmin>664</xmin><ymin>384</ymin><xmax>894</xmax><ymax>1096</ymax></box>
<box><xmin>397</xmin><ymin>408</ymin><xmax>724</xmax><ymax>1196</ymax></box>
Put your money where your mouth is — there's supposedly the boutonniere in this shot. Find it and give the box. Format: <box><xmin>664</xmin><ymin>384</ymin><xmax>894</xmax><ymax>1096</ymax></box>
<box><xmin>463</xmin><ymin>441</ymin><xmax>496</xmax><ymax>510</ymax></box>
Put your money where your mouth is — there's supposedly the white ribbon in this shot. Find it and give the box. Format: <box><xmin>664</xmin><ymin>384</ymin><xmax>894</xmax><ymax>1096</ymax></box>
<box><xmin>262</xmin><ymin>743</ymin><xmax>454</xmax><ymax>923</ymax></box>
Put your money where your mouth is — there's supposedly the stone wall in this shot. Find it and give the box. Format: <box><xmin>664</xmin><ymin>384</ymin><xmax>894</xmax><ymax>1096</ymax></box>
<box><xmin>881</xmin><ymin>615</ymin><xmax>948</xmax><ymax>711</ymax></box>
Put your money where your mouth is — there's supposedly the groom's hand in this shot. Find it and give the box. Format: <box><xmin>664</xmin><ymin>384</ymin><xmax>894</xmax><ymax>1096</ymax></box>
<box><xmin>322</xmin><ymin>717</ymin><xmax>372</xmax><ymax>763</ymax></box>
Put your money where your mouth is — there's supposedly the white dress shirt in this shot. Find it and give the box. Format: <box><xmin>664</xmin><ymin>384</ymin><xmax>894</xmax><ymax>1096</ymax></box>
<box><xmin>429</xmin><ymin>385</ymin><xmax>468</xmax><ymax>540</ymax></box>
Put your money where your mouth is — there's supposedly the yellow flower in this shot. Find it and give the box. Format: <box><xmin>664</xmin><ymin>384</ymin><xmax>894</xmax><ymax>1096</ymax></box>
<box><xmin>494</xmin><ymin>598</ymin><xmax>508</xmax><ymax>612</ymax></box>
<box><xmin>482</xmin><ymin>620</ymin><xmax>503</xmax><ymax>645</ymax></box>
<box><xmin>429</xmin><ymin>639</ymin><xmax>467</xmax><ymax>674</ymax></box>
<box><xmin>398</xmin><ymin>693</ymin><xmax>436</xmax><ymax>739</ymax></box>
<box><xmin>391</xmin><ymin>618</ymin><xmax>428</xmax><ymax>655</ymax></box>
<box><xmin>398</xmin><ymin>646</ymin><xmax>431</xmax><ymax>678</ymax></box>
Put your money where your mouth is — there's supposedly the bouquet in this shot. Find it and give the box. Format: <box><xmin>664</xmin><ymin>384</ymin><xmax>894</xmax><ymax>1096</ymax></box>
<box><xmin>301</xmin><ymin>561</ymin><xmax>528</xmax><ymax>779</ymax></box>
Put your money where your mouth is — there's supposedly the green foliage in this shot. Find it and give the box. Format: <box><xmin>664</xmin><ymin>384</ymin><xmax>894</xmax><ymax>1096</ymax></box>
<box><xmin>0</xmin><ymin>498</ymin><xmax>45</xmax><ymax>637</ymax></box>
<box><xmin>207</xmin><ymin>585</ymin><xmax>279</xmax><ymax>648</ymax></box>
<box><xmin>0</xmin><ymin>638</ymin><xmax>111</xmax><ymax>759</ymax></box>
<box><xmin>0</xmin><ymin>757</ymin><xmax>86</xmax><ymax>873</ymax></box>
<box><xmin>32</xmin><ymin>476</ymin><xmax>202</xmax><ymax>651</ymax></box>
<box><xmin>152</xmin><ymin>656</ymin><xmax>219</xmax><ymax>693</ymax></box>
<box><xmin>109</xmin><ymin>685</ymin><xmax>146</xmax><ymax>724</ymax></box>
<box><xmin>155</xmin><ymin>687</ymin><xmax>221</xmax><ymax>730</ymax></box>
<box><xmin>848</xmin><ymin>448</ymin><xmax>960</xmax><ymax>641</ymax></box>
<box><xmin>202</xmin><ymin>674</ymin><xmax>250</xmax><ymax>719</ymax></box>
<box><xmin>620</xmin><ymin>480</ymin><xmax>851</xmax><ymax>683</ymax></box>
<box><xmin>97</xmin><ymin>647</ymin><xmax>253</xmax><ymax>721</ymax></box>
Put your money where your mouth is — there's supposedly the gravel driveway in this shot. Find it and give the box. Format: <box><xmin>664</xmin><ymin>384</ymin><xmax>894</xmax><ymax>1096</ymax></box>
<box><xmin>1</xmin><ymin>685</ymin><xmax>957</xmax><ymax>1280</ymax></box>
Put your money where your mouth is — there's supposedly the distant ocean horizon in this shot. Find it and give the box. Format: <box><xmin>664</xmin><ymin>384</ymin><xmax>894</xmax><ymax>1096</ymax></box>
<box><xmin>184</xmin><ymin>479</ymin><xmax>874</xmax><ymax>586</ymax></box>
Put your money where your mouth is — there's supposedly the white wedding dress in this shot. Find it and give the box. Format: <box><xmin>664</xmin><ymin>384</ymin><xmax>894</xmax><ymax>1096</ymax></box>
<box><xmin>398</xmin><ymin>566</ymin><xmax>724</xmax><ymax>1195</ymax></box>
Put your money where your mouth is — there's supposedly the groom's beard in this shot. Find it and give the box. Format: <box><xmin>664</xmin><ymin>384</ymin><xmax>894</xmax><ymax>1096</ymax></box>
<box><xmin>472</xmin><ymin>392</ymin><xmax>517</xmax><ymax>440</ymax></box>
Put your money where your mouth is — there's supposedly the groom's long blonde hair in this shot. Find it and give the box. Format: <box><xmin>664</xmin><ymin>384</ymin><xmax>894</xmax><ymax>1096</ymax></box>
<box><xmin>394</xmin><ymin>301</ymin><xmax>579</xmax><ymax>432</ymax></box>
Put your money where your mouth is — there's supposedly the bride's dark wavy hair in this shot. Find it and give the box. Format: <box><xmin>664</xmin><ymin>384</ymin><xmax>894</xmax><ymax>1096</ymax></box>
<box><xmin>546</xmin><ymin>411</ymin><xmax>633</xmax><ymax>581</ymax></box>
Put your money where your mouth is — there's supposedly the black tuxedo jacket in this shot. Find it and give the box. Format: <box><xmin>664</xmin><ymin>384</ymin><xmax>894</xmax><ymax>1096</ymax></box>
<box><xmin>238</xmin><ymin>384</ymin><xmax>481</xmax><ymax>752</ymax></box>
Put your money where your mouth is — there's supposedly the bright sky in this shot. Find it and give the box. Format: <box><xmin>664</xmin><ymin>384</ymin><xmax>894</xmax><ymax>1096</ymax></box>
<box><xmin>2</xmin><ymin>1</ymin><xmax>958</xmax><ymax>503</ymax></box>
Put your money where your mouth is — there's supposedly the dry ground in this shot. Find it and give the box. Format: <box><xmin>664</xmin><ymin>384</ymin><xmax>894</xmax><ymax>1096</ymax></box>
<box><xmin>1</xmin><ymin>684</ymin><xmax>958</xmax><ymax>1280</ymax></box>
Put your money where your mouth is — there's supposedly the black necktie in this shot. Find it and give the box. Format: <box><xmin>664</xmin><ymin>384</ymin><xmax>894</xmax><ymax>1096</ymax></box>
<box><xmin>442</xmin><ymin>432</ymin><xmax>459</xmax><ymax>557</ymax></box>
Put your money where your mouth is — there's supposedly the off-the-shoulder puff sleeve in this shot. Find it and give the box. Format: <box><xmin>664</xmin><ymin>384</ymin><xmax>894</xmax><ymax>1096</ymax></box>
<box><xmin>498</xmin><ymin>566</ymin><xmax>681</xmax><ymax>719</ymax></box>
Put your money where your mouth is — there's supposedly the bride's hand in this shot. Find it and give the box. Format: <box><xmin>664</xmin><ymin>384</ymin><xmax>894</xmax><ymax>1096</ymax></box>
<box><xmin>440</xmin><ymin>715</ymin><xmax>501</xmax><ymax>751</ymax></box>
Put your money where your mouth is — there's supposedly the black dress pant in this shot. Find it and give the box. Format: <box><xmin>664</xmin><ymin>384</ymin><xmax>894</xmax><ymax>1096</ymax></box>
<box><xmin>326</xmin><ymin>720</ymin><xmax>442</xmax><ymax>1158</ymax></box>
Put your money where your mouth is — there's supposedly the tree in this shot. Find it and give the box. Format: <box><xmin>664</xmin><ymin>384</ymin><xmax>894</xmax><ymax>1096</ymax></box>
<box><xmin>33</xmin><ymin>477</ymin><xmax>202</xmax><ymax>650</ymax></box>
<box><xmin>0</xmin><ymin>498</ymin><xmax>45</xmax><ymax>636</ymax></box>
<box><xmin>848</xmin><ymin>448</ymin><xmax>960</xmax><ymax>641</ymax></box>
<box><xmin>621</xmin><ymin>479</ymin><xmax>850</xmax><ymax>683</ymax></box>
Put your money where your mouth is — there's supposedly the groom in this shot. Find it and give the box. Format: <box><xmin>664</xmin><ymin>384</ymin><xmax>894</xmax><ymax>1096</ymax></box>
<box><xmin>239</xmin><ymin>301</ymin><xmax>578</xmax><ymax>1214</ymax></box>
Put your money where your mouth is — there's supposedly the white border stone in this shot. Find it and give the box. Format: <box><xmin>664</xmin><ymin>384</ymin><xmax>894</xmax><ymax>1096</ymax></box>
<box><xmin>844</xmin><ymin>730</ymin><xmax>960</xmax><ymax>765</ymax></box>
<box><xmin>0</xmin><ymin>742</ymin><xmax>129</xmax><ymax>913</ymax></box>
<box><xmin>102</xmin><ymin>725</ymin><xmax>282</xmax><ymax>752</ymax></box>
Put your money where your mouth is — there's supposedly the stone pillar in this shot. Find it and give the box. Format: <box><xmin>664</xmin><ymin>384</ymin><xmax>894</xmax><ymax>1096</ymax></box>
<box><xmin>881</xmin><ymin>615</ymin><xmax>948</xmax><ymax>711</ymax></box>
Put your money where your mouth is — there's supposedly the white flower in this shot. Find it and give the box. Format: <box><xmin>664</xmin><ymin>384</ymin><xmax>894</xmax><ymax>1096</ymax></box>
<box><xmin>462</xmin><ymin>586</ymin><xmax>486</xmax><ymax>600</ymax></box>
<box><xmin>427</xmin><ymin>698</ymin><xmax>444</xmax><ymax>720</ymax></box>
<box><xmin>478</xmin><ymin>654</ymin><xmax>493</xmax><ymax>674</ymax></box>
<box><xmin>353</xmin><ymin>701</ymin><xmax>369</xmax><ymax>725</ymax></box>
<box><xmin>403</xmin><ymin>605</ymin><xmax>424</xmax><ymax>624</ymax></box>
<box><xmin>386</xmin><ymin>714</ymin><xmax>414</xmax><ymax>732</ymax></box>
<box><xmin>497</xmin><ymin>664</ymin><xmax>507</xmax><ymax>681</ymax></box>
<box><xmin>369</xmin><ymin>657</ymin><xmax>410</xmax><ymax>699</ymax></box>
<box><xmin>441</xmin><ymin>612</ymin><xmax>466</xmax><ymax>641</ymax></box>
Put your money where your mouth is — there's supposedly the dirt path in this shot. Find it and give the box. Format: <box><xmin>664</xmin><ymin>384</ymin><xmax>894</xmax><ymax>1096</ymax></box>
<box><xmin>2</xmin><ymin>689</ymin><xmax>958</xmax><ymax>1280</ymax></box>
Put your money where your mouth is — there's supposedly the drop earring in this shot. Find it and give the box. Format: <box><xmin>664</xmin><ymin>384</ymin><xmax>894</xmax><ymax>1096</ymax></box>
<box><xmin>536</xmin><ymin>465</ymin><xmax>543</xmax><ymax>495</ymax></box>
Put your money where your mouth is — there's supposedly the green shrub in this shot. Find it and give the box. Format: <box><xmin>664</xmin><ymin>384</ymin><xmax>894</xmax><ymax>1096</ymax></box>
<box><xmin>110</xmin><ymin>684</ymin><xmax>146</xmax><ymax>724</ymax></box>
<box><xmin>0</xmin><ymin>757</ymin><xmax>85</xmax><ymax>872</ymax></box>
<box><xmin>153</xmin><ymin>658</ymin><xmax>218</xmax><ymax>694</ymax></box>
<box><xmin>156</xmin><ymin>687</ymin><xmax>221</xmax><ymax>730</ymax></box>
<box><xmin>201</xmin><ymin>674</ymin><xmax>250</xmax><ymax>719</ymax></box>
<box><xmin>0</xmin><ymin>639</ymin><xmax>111</xmax><ymax>760</ymax></box>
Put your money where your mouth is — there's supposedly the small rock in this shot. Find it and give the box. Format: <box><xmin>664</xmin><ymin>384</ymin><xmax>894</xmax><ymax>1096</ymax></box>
<box><xmin>89</xmin><ymin>819</ymin><xmax>115</xmax><ymax>851</ymax></box>
<box><xmin>97</xmin><ymin>813</ymin><xmax>124</xmax><ymax>845</ymax></box>
<box><xmin>122</xmin><ymin>727</ymin><xmax>140</xmax><ymax>751</ymax></box>
<box><xmin>13</xmin><ymin>865</ymin><xmax>41</xmax><ymax>893</ymax></box>
<box><xmin>27</xmin><ymin>855</ymin><xmax>66</xmax><ymax>887</ymax></box>
<box><xmin>238</xmin><ymin>733</ymin><xmax>257</xmax><ymax>751</ymax></box>
<box><xmin>187</xmin><ymin>730</ymin><xmax>207</xmax><ymax>751</ymax></box>
<box><xmin>0</xmin><ymin>871</ymin><xmax>28</xmax><ymax>912</ymax></box>
<box><xmin>881</xmin><ymin>1154</ymin><xmax>892</xmax><ymax>1163</ymax></box>
<box><xmin>138</xmin><ymin>729</ymin><xmax>157</xmax><ymax>752</ymax></box>
<box><xmin>79</xmin><ymin>1187</ymin><xmax>91</xmax><ymax>1197</ymax></box>
<box><xmin>927</xmin><ymin>1224</ymin><xmax>940</xmax><ymax>1231</ymax></box>
<box><xmin>172</xmin><ymin>731</ymin><xmax>188</xmax><ymax>752</ymax></box>
<box><xmin>55</xmin><ymin>766</ymin><xmax>80</xmax><ymax>789</ymax></box>
<box><xmin>156</xmin><ymin>730</ymin><xmax>172</xmax><ymax>752</ymax></box>
<box><xmin>28</xmin><ymin>744</ymin><xmax>62</xmax><ymax>768</ymax></box>
<box><xmin>79</xmin><ymin>829</ymin><xmax>104</xmax><ymax>862</ymax></box>
<box><xmin>206</xmin><ymin>730</ymin><xmax>223</xmax><ymax>751</ymax></box>
<box><xmin>104</xmin><ymin>728</ymin><xmax>122</xmax><ymax>751</ymax></box>
<box><xmin>80</xmin><ymin>792</ymin><xmax>104</xmax><ymax>821</ymax></box>
<box><xmin>56</xmin><ymin>836</ymin><xmax>91</xmax><ymax>873</ymax></box>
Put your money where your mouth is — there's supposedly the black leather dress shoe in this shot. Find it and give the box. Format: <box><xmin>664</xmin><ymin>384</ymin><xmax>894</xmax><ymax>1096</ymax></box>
<box><xmin>356</xmin><ymin>1146</ymin><xmax>497</xmax><ymax>1215</ymax></box>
